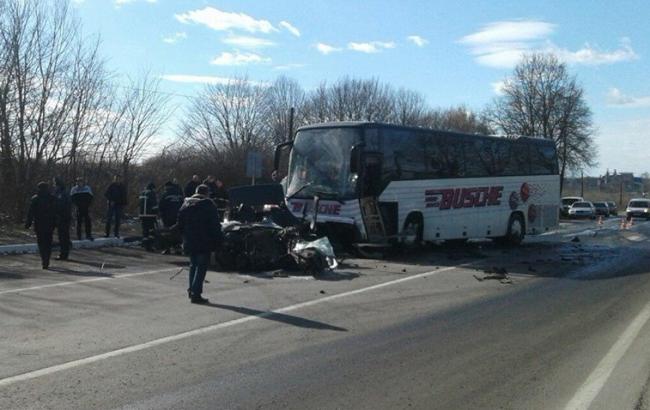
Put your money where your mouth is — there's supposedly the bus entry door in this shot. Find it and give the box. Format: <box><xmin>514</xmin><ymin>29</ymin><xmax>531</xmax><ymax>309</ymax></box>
<box><xmin>360</xmin><ymin>153</ymin><xmax>387</xmax><ymax>242</ymax></box>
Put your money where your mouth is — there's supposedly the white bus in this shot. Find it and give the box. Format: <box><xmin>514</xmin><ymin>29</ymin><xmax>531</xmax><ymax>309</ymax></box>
<box><xmin>274</xmin><ymin>122</ymin><xmax>560</xmax><ymax>248</ymax></box>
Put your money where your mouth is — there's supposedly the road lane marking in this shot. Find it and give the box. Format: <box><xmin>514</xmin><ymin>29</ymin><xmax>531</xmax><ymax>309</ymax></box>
<box><xmin>0</xmin><ymin>263</ymin><xmax>469</xmax><ymax>388</ymax></box>
<box><xmin>565</xmin><ymin>301</ymin><xmax>650</xmax><ymax>410</ymax></box>
<box><xmin>0</xmin><ymin>268</ymin><xmax>179</xmax><ymax>296</ymax></box>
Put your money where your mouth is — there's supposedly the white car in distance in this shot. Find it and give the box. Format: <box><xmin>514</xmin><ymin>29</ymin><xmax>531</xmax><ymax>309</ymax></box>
<box><xmin>568</xmin><ymin>201</ymin><xmax>596</xmax><ymax>219</ymax></box>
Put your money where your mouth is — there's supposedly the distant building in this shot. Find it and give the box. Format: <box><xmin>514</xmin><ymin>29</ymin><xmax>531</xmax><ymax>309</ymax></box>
<box><xmin>599</xmin><ymin>169</ymin><xmax>641</xmax><ymax>191</ymax></box>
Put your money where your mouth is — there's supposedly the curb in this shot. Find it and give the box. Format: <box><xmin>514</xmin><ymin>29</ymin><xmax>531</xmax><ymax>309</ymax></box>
<box><xmin>0</xmin><ymin>236</ymin><xmax>142</xmax><ymax>255</ymax></box>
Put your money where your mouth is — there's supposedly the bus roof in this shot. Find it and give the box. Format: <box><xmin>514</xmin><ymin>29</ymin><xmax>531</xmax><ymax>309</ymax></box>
<box><xmin>296</xmin><ymin>121</ymin><xmax>554</xmax><ymax>146</ymax></box>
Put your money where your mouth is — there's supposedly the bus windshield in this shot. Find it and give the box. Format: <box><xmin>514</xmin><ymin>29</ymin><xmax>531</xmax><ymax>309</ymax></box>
<box><xmin>286</xmin><ymin>127</ymin><xmax>360</xmax><ymax>199</ymax></box>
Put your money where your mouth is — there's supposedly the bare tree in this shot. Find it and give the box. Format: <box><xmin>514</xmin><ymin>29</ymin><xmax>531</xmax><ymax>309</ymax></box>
<box><xmin>303</xmin><ymin>77</ymin><xmax>393</xmax><ymax>123</ymax></box>
<box><xmin>180</xmin><ymin>76</ymin><xmax>271</xmax><ymax>159</ymax></box>
<box><xmin>487</xmin><ymin>53</ymin><xmax>596</xmax><ymax>191</ymax></box>
<box><xmin>391</xmin><ymin>88</ymin><xmax>428</xmax><ymax>126</ymax></box>
<box><xmin>110</xmin><ymin>73</ymin><xmax>172</xmax><ymax>186</ymax></box>
<box><xmin>424</xmin><ymin>105</ymin><xmax>492</xmax><ymax>134</ymax></box>
<box><xmin>265</xmin><ymin>76</ymin><xmax>306</xmax><ymax>144</ymax></box>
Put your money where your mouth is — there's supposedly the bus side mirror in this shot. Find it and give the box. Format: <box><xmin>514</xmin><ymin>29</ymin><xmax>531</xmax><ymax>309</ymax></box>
<box><xmin>350</xmin><ymin>143</ymin><xmax>365</xmax><ymax>174</ymax></box>
<box><xmin>274</xmin><ymin>141</ymin><xmax>293</xmax><ymax>171</ymax></box>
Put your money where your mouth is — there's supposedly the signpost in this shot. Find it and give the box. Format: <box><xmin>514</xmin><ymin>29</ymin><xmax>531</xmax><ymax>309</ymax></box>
<box><xmin>246</xmin><ymin>151</ymin><xmax>263</xmax><ymax>185</ymax></box>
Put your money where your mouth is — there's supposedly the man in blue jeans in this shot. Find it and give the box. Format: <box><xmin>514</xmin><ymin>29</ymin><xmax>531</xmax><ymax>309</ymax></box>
<box><xmin>174</xmin><ymin>184</ymin><xmax>222</xmax><ymax>304</ymax></box>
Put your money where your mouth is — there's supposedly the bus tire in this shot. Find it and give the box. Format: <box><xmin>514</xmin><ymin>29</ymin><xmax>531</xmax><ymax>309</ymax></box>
<box><xmin>498</xmin><ymin>213</ymin><xmax>525</xmax><ymax>246</ymax></box>
<box><xmin>403</xmin><ymin>213</ymin><xmax>424</xmax><ymax>247</ymax></box>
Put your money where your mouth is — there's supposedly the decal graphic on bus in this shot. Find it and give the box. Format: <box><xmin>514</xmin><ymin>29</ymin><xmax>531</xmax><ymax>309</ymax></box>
<box><xmin>425</xmin><ymin>186</ymin><xmax>503</xmax><ymax>210</ymax></box>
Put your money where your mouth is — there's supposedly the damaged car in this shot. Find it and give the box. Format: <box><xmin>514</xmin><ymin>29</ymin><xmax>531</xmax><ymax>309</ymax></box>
<box><xmin>215</xmin><ymin>183</ymin><xmax>337</xmax><ymax>276</ymax></box>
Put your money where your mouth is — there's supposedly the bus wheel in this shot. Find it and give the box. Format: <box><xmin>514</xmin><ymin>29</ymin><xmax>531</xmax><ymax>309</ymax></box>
<box><xmin>499</xmin><ymin>213</ymin><xmax>525</xmax><ymax>246</ymax></box>
<box><xmin>403</xmin><ymin>213</ymin><xmax>423</xmax><ymax>247</ymax></box>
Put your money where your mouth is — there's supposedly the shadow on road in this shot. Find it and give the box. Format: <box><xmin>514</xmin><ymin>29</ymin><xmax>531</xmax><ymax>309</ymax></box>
<box><xmin>205</xmin><ymin>303</ymin><xmax>348</xmax><ymax>332</ymax></box>
<box><xmin>315</xmin><ymin>270</ymin><xmax>360</xmax><ymax>281</ymax></box>
<box><xmin>0</xmin><ymin>270</ymin><xmax>24</xmax><ymax>280</ymax></box>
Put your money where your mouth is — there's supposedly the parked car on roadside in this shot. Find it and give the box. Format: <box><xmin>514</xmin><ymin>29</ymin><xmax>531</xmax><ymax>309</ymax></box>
<box><xmin>606</xmin><ymin>201</ymin><xmax>618</xmax><ymax>215</ymax></box>
<box><xmin>592</xmin><ymin>202</ymin><xmax>610</xmax><ymax>217</ymax></box>
<box><xmin>568</xmin><ymin>201</ymin><xmax>596</xmax><ymax>219</ymax></box>
<box><xmin>626</xmin><ymin>199</ymin><xmax>650</xmax><ymax>220</ymax></box>
<box><xmin>561</xmin><ymin>196</ymin><xmax>584</xmax><ymax>217</ymax></box>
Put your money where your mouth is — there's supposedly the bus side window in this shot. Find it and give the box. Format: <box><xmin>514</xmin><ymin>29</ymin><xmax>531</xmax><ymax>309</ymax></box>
<box><xmin>464</xmin><ymin>140</ymin><xmax>489</xmax><ymax>177</ymax></box>
<box><xmin>530</xmin><ymin>144</ymin><xmax>558</xmax><ymax>175</ymax></box>
<box><xmin>504</xmin><ymin>141</ymin><xmax>530</xmax><ymax>175</ymax></box>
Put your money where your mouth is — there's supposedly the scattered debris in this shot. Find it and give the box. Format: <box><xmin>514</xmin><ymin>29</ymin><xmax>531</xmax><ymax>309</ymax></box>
<box><xmin>571</xmin><ymin>236</ymin><xmax>581</xmax><ymax>243</ymax></box>
<box><xmin>319</xmin><ymin>290</ymin><xmax>326</xmax><ymax>294</ymax></box>
<box><xmin>243</xmin><ymin>280</ymin><xmax>250</xmax><ymax>284</ymax></box>
<box><xmin>168</xmin><ymin>268</ymin><xmax>184</xmax><ymax>280</ymax></box>
<box><xmin>473</xmin><ymin>266</ymin><xmax>512</xmax><ymax>284</ymax></box>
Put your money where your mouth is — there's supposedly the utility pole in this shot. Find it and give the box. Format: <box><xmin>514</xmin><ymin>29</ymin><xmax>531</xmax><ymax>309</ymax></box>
<box><xmin>288</xmin><ymin>107</ymin><xmax>295</xmax><ymax>142</ymax></box>
<box><xmin>580</xmin><ymin>170</ymin><xmax>584</xmax><ymax>198</ymax></box>
<box><xmin>620</xmin><ymin>181</ymin><xmax>623</xmax><ymax>207</ymax></box>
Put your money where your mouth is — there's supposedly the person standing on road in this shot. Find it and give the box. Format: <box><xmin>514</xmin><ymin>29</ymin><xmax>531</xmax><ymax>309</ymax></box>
<box><xmin>159</xmin><ymin>180</ymin><xmax>184</xmax><ymax>254</ymax></box>
<box><xmin>184</xmin><ymin>175</ymin><xmax>201</xmax><ymax>198</ymax></box>
<box><xmin>25</xmin><ymin>182</ymin><xmax>58</xmax><ymax>269</ymax></box>
<box><xmin>214</xmin><ymin>179</ymin><xmax>228</xmax><ymax>219</ymax></box>
<box><xmin>174</xmin><ymin>184</ymin><xmax>222</xmax><ymax>304</ymax></box>
<box><xmin>138</xmin><ymin>182</ymin><xmax>158</xmax><ymax>250</ymax></box>
<box><xmin>104</xmin><ymin>175</ymin><xmax>127</xmax><ymax>238</ymax></box>
<box><xmin>53</xmin><ymin>177</ymin><xmax>72</xmax><ymax>261</ymax></box>
<box><xmin>70</xmin><ymin>177</ymin><xmax>94</xmax><ymax>241</ymax></box>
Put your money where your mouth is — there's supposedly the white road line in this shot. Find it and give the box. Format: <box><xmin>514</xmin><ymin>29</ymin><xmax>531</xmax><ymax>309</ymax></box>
<box><xmin>565</xmin><ymin>301</ymin><xmax>650</xmax><ymax>410</ymax></box>
<box><xmin>0</xmin><ymin>268</ymin><xmax>180</xmax><ymax>296</ymax></box>
<box><xmin>0</xmin><ymin>264</ymin><xmax>467</xmax><ymax>388</ymax></box>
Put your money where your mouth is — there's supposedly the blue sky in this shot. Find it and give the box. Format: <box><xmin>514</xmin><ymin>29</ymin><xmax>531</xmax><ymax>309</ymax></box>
<box><xmin>72</xmin><ymin>0</ymin><xmax>650</xmax><ymax>176</ymax></box>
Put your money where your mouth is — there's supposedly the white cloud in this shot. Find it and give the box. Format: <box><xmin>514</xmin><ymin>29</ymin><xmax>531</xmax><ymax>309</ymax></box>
<box><xmin>607</xmin><ymin>88</ymin><xmax>650</xmax><ymax>107</ymax></box>
<box><xmin>274</xmin><ymin>63</ymin><xmax>306</xmax><ymax>71</ymax></box>
<box><xmin>115</xmin><ymin>0</ymin><xmax>157</xmax><ymax>5</ymax></box>
<box><xmin>348</xmin><ymin>41</ymin><xmax>396</xmax><ymax>53</ymax></box>
<box><xmin>460</xmin><ymin>20</ymin><xmax>554</xmax><ymax>46</ymax></box>
<box><xmin>550</xmin><ymin>39</ymin><xmax>638</xmax><ymax>65</ymax></box>
<box><xmin>210</xmin><ymin>51</ymin><xmax>271</xmax><ymax>66</ymax></box>
<box><xmin>160</xmin><ymin>74</ymin><xmax>234</xmax><ymax>85</ymax></box>
<box><xmin>222</xmin><ymin>35</ymin><xmax>275</xmax><ymax>49</ymax></box>
<box><xmin>491</xmin><ymin>80</ymin><xmax>506</xmax><ymax>95</ymax></box>
<box><xmin>162</xmin><ymin>32</ymin><xmax>187</xmax><ymax>44</ymax></box>
<box><xmin>279</xmin><ymin>21</ymin><xmax>301</xmax><ymax>37</ymax></box>
<box><xmin>460</xmin><ymin>20</ymin><xmax>638</xmax><ymax>69</ymax></box>
<box><xmin>175</xmin><ymin>6</ymin><xmax>276</xmax><ymax>33</ymax></box>
<box><xmin>407</xmin><ymin>35</ymin><xmax>428</xmax><ymax>47</ymax></box>
<box><xmin>315</xmin><ymin>43</ymin><xmax>342</xmax><ymax>55</ymax></box>
<box><xmin>160</xmin><ymin>74</ymin><xmax>266</xmax><ymax>87</ymax></box>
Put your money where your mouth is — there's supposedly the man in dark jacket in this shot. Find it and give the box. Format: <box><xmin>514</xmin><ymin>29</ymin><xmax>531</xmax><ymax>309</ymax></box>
<box><xmin>159</xmin><ymin>181</ymin><xmax>184</xmax><ymax>227</ymax></box>
<box><xmin>70</xmin><ymin>177</ymin><xmax>94</xmax><ymax>241</ymax></box>
<box><xmin>138</xmin><ymin>182</ymin><xmax>158</xmax><ymax>250</ymax></box>
<box><xmin>52</xmin><ymin>177</ymin><xmax>72</xmax><ymax>260</ymax></box>
<box><xmin>25</xmin><ymin>182</ymin><xmax>58</xmax><ymax>269</ymax></box>
<box><xmin>104</xmin><ymin>175</ymin><xmax>127</xmax><ymax>238</ymax></box>
<box><xmin>174</xmin><ymin>184</ymin><xmax>221</xmax><ymax>304</ymax></box>
<box><xmin>159</xmin><ymin>181</ymin><xmax>184</xmax><ymax>254</ymax></box>
<box><xmin>184</xmin><ymin>175</ymin><xmax>201</xmax><ymax>198</ymax></box>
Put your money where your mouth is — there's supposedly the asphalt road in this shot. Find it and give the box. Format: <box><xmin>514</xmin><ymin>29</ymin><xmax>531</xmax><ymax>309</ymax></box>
<box><xmin>2</xmin><ymin>217</ymin><xmax>650</xmax><ymax>409</ymax></box>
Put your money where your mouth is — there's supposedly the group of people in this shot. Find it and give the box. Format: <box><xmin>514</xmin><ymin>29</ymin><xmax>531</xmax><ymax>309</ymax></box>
<box><xmin>25</xmin><ymin>174</ymin><xmax>229</xmax><ymax>305</ymax></box>
<box><xmin>25</xmin><ymin>176</ymin><xmax>129</xmax><ymax>269</ymax></box>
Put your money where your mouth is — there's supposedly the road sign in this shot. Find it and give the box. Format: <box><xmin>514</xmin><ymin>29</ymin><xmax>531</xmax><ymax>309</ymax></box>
<box><xmin>246</xmin><ymin>151</ymin><xmax>263</xmax><ymax>183</ymax></box>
